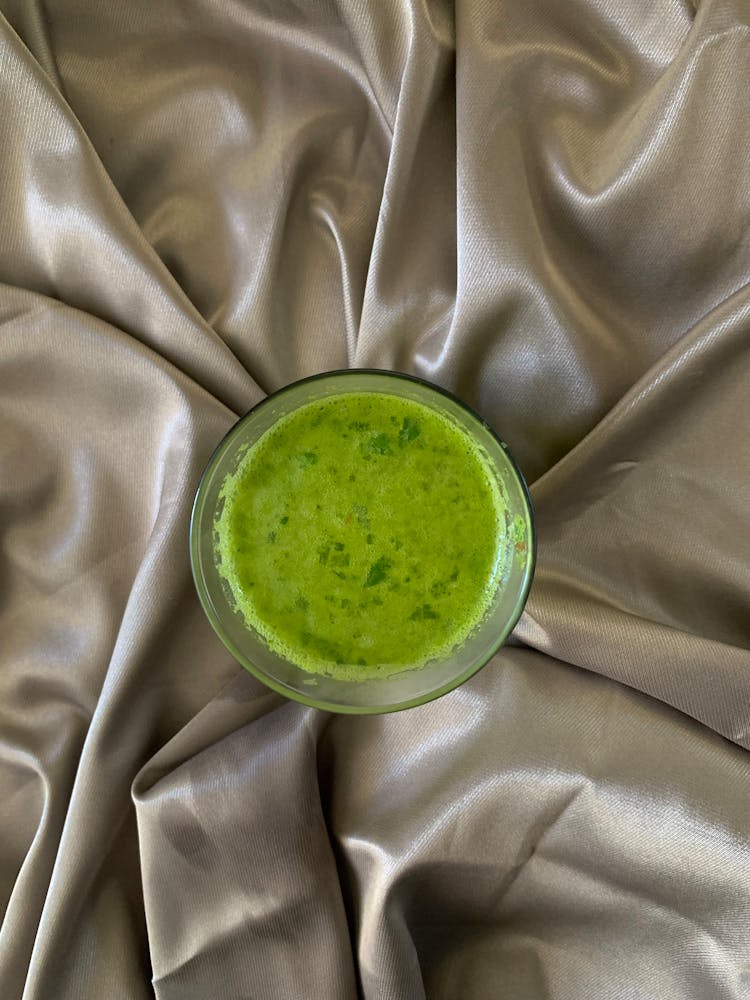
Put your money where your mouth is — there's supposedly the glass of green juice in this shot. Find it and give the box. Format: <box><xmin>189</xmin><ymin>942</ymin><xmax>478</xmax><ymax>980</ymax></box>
<box><xmin>190</xmin><ymin>370</ymin><xmax>535</xmax><ymax>713</ymax></box>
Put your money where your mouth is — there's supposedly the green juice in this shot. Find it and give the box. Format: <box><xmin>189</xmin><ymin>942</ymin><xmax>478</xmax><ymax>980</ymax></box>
<box><xmin>215</xmin><ymin>392</ymin><xmax>509</xmax><ymax>679</ymax></box>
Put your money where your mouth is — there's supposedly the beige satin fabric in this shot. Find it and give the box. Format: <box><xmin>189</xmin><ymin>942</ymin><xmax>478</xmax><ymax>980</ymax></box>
<box><xmin>1</xmin><ymin>1</ymin><xmax>749</xmax><ymax>997</ymax></box>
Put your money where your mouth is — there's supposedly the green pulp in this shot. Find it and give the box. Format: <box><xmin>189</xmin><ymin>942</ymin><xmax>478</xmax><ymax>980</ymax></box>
<box><xmin>215</xmin><ymin>392</ymin><xmax>508</xmax><ymax>679</ymax></box>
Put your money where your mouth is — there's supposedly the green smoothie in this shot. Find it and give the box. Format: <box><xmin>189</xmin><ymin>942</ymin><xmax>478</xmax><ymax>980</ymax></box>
<box><xmin>215</xmin><ymin>391</ymin><xmax>509</xmax><ymax>679</ymax></box>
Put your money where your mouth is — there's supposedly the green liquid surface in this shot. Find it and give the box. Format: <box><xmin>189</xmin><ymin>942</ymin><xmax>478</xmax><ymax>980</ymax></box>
<box><xmin>215</xmin><ymin>392</ymin><xmax>508</xmax><ymax>679</ymax></box>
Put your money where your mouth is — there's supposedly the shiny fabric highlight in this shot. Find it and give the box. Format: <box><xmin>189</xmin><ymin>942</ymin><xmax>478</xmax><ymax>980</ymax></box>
<box><xmin>1</xmin><ymin>1</ymin><xmax>749</xmax><ymax>998</ymax></box>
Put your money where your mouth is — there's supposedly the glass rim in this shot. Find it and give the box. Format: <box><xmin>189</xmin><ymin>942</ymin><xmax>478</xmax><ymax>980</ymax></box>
<box><xmin>190</xmin><ymin>368</ymin><xmax>536</xmax><ymax>714</ymax></box>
